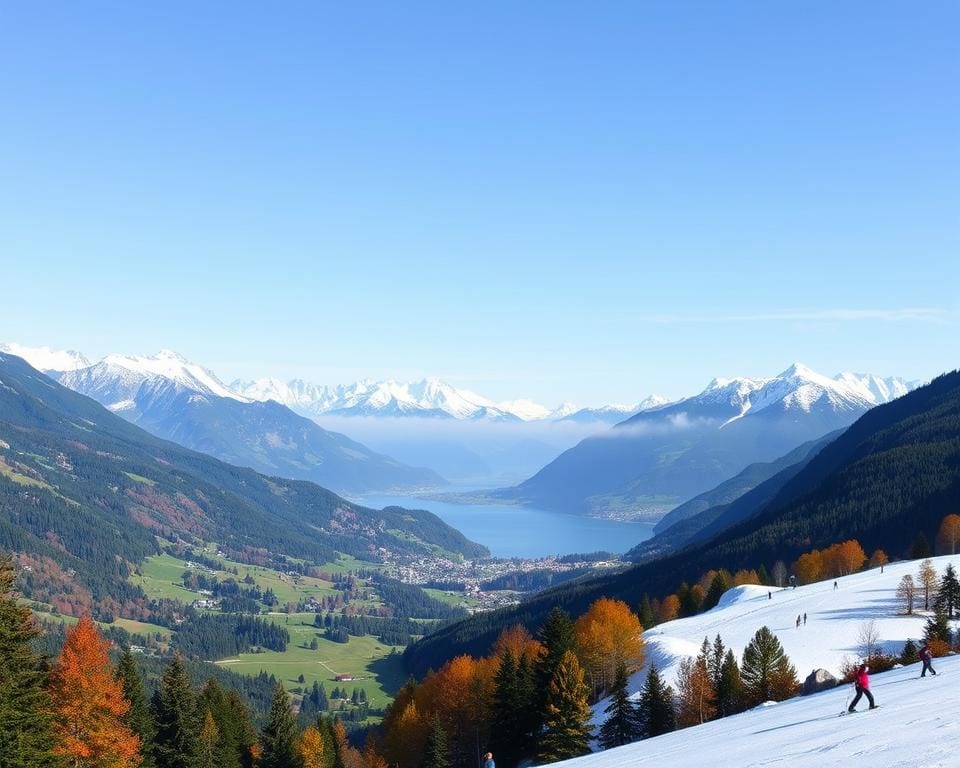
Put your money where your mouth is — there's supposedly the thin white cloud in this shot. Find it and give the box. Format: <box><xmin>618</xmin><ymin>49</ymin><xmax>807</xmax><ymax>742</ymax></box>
<box><xmin>641</xmin><ymin>308</ymin><xmax>954</xmax><ymax>324</ymax></box>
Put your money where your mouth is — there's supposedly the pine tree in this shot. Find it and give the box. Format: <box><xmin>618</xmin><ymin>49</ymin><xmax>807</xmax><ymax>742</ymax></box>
<box><xmin>0</xmin><ymin>553</ymin><xmax>58</xmax><ymax>768</ymax></box>
<box><xmin>707</xmin><ymin>635</ymin><xmax>725</xmax><ymax>693</ymax></box>
<box><xmin>924</xmin><ymin>609</ymin><xmax>951</xmax><ymax>645</ymax></box>
<box><xmin>597</xmin><ymin>663</ymin><xmax>642</xmax><ymax>749</ymax></box>
<box><xmin>538</xmin><ymin>650</ymin><xmax>592</xmax><ymax>763</ymax></box>
<box><xmin>117</xmin><ymin>647</ymin><xmax>155</xmax><ymax>768</ymax></box>
<box><xmin>900</xmin><ymin>639</ymin><xmax>919</xmax><ymax>666</ymax></box>
<box><xmin>637</xmin><ymin>664</ymin><xmax>675</xmax><ymax>738</ymax></box>
<box><xmin>534</xmin><ymin>607</ymin><xmax>575</xmax><ymax>748</ymax></box>
<box><xmin>740</xmin><ymin>627</ymin><xmax>799</xmax><ymax>708</ymax></box>
<box><xmin>259</xmin><ymin>685</ymin><xmax>299</xmax><ymax>768</ymax></box>
<box><xmin>152</xmin><ymin>655</ymin><xmax>201</xmax><ymax>768</ymax></box>
<box><xmin>935</xmin><ymin>563</ymin><xmax>960</xmax><ymax>618</ymax></box>
<box><xmin>911</xmin><ymin>532</ymin><xmax>932</xmax><ymax>560</ymax></box>
<box><xmin>757</xmin><ymin>564</ymin><xmax>771</xmax><ymax>587</ymax></box>
<box><xmin>199</xmin><ymin>710</ymin><xmax>220</xmax><ymax>768</ymax></box>
<box><xmin>715</xmin><ymin>649</ymin><xmax>743</xmax><ymax>717</ymax></box>
<box><xmin>638</xmin><ymin>595</ymin><xmax>656</xmax><ymax>630</ymax></box>
<box><xmin>702</xmin><ymin>572</ymin><xmax>732</xmax><ymax>612</ymax></box>
<box><xmin>419</xmin><ymin>715</ymin><xmax>450</xmax><ymax>768</ymax></box>
<box><xmin>50</xmin><ymin>616</ymin><xmax>141</xmax><ymax>768</ymax></box>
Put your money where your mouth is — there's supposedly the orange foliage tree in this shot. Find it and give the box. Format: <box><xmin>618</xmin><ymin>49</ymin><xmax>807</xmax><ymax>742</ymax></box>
<box><xmin>574</xmin><ymin>597</ymin><xmax>645</xmax><ymax>697</ymax></box>
<box><xmin>937</xmin><ymin>515</ymin><xmax>960</xmax><ymax>555</ymax></box>
<box><xmin>49</xmin><ymin>616</ymin><xmax>141</xmax><ymax>768</ymax></box>
<box><xmin>658</xmin><ymin>594</ymin><xmax>680</xmax><ymax>623</ymax></box>
<box><xmin>869</xmin><ymin>549</ymin><xmax>889</xmax><ymax>571</ymax></box>
<box><xmin>793</xmin><ymin>551</ymin><xmax>823</xmax><ymax>585</ymax></box>
<box><xmin>733</xmin><ymin>569</ymin><xmax>761</xmax><ymax>586</ymax></box>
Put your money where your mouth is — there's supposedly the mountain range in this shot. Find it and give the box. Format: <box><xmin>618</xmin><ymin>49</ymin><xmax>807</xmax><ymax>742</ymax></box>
<box><xmin>490</xmin><ymin>363</ymin><xmax>918</xmax><ymax>519</ymax></box>
<box><xmin>0</xmin><ymin>350</ymin><xmax>485</xmax><ymax>614</ymax></box>
<box><xmin>405</xmin><ymin>367</ymin><xmax>960</xmax><ymax>675</ymax></box>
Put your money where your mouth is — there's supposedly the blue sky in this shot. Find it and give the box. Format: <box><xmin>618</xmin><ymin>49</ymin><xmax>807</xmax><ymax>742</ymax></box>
<box><xmin>2</xmin><ymin>2</ymin><xmax>958</xmax><ymax>404</ymax></box>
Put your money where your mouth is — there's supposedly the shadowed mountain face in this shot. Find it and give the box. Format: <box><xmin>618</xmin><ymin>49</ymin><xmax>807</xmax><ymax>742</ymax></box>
<box><xmin>404</xmin><ymin>369</ymin><xmax>959</xmax><ymax>675</ymax></box>
<box><xmin>0</xmin><ymin>352</ymin><xmax>486</xmax><ymax>612</ymax></box>
<box><xmin>492</xmin><ymin>364</ymin><xmax>915</xmax><ymax>519</ymax></box>
<box><xmin>56</xmin><ymin>351</ymin><xmax>445</xmax><ymax>494</ymax></box>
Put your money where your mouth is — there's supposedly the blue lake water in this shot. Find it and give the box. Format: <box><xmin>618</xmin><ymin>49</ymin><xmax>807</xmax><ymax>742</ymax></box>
<box><xmin>351</xmin><ymin>493</ymin><xmax>655</xmax><ymax>558</ymax></box>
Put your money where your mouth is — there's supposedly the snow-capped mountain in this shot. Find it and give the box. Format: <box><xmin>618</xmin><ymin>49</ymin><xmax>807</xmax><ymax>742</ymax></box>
<box><xmin>495</xmin><ymin>363</ymin><xmax>919</xmax><ymax>519</ymax></box>
<box><xmin>59</xmin><ymin>349</ymin><xmax>251</xmax><ymax>411</ymax></box>
<box><xmin>561</xmin><ymin>395</ymin><xmax>672</xmax><ymax>424</ymax></box>
<box><xmin>0</xmin><ymin>342</ymin><xmax>90</xmax><ymax>373</ymax></box>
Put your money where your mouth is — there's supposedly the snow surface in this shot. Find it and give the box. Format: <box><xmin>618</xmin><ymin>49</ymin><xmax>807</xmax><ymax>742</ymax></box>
<box><xmin>0</xmin><ymin>342</ymin><xmax>90</xmax><ymax>372</ymax></box>
<box><xmin>571</xmin><ymin>556</ymin><xmax>960</xmax><ymax>768</ymax></box>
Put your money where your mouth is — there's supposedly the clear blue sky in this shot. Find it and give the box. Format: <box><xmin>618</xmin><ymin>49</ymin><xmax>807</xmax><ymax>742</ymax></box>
<box><xmin>2</xmin><ymin>2</ymin><xmax>958</xmax><ymax>404</ymax></box>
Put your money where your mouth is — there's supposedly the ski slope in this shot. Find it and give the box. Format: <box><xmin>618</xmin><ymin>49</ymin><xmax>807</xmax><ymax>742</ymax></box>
<box><xmin>573</xmin><ymin>555</ymin><xmax>960</xmax><ymax>768</ymax></box>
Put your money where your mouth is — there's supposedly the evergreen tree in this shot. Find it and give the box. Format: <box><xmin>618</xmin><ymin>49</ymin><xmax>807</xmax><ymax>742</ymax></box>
<box><xmin>707</xmin><ymin>635</ymin><xmax>726</xmax><ymax>693</ymax></box>
<box><xmin>638</xmin><ymin>595</ymin><xmax>656</xmax><ymax>630</ymax></box>
<box><xmin>117</xmin><ymin>646</ymin><xmax>156</xmax><ymax>767</ymax></box>
<box><xmin>715</xmin><ymin>649</ymin><xmax>744</xmax><ymax>717</ymax></box>
<box><xmin>702</xmin><ymin>572</ymin><xmax>732</xmax><ymax>612</ymax></box>
<box><xmin>491</xmin><ymin>650</ymin><xmax>536</xmax><ymax>766</ymax></box>
<box><xmin>757</xmin><ymin>564</ymin><xmax>771</xmax><ymax>587</ymax></box>
<box><xmin>419</xmin><ymin>715</ymin><xmax>450</xmax><ymax>768</ymax></box>
<box><xmin>152</xmin><ymin>655</ymin><xmax>201</xmax><ymax>768</ymax></box>
<box><xmin>911</xmin><ymin>532</ymin><xmax>932</xmax><ymax>559</ymax></box>
<box><xmin>900</xmin><ymin>639</ymin><xmax>919</xmax><ymax>666</ymax></box>
<box><xmin>0</xmin><ymin>553</ymin><xmax>57</xmax><ymax>768</ymax></box>
<box><xmin>740</xmin><ymin>627</ymin><xmax>799</xmax><ymax>708</ymax></box>
<box><xmin>199</xmin><ymin>710</ymin><xmax>220</xmax><ymax>768</ymax></box>
<box><xmin>198</xmin><ymin>679</ymin><xmax>256</xmax><ymax>768</ymax></box>
<box><xmin>259</xmin><ymin>685</ymin><xmax>299</xmax><ymax>768</ymax></box>
<box><xmin>637</xmin><ymin>664</ymin><xmax>675</xmax><ymax>738</ymax></box>
<box><xmin>538</xmin><ymin>651</ymin><xmax>592</xmax><ymax>763</ymax></box>
<box><xmin>924</xmin><ymin>609</ymin><xmax>951</xmax><ymax>645</ymax></box>
<box><xmin>534</xmin><ymin>607</ymin><xmax>575</xmax><ymax>746</ymax></box>
<box><xmin>936</xmin><ymin>563</ymin><xmax>960</xmax><ymax>618</ymax></box>
<box><xmin>597</xmin><ymin>663</ymin><xmax>642</xmax><ymax>749</ymax></box>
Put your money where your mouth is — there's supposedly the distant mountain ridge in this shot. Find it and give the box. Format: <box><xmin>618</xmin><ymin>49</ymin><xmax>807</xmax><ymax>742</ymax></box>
<box><xmin>30</xmin><ymin>348</ymin><xmax>445</xmax><ymax>494</ymax></box>
<box><xmin>490</xmin><ymin>363</ymin><xmax>919</xmax><ymax>519</ymax></box>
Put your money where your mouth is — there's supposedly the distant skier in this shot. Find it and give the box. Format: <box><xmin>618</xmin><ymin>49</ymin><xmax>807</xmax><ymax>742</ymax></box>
<box><xmin>484</xmin><ymin>752</ymin><xmax>496</xmax><ymax>768</ymax></box>
<box><xmin>796</xmin><ymin>615</ymin><xmax>801</xmax><ymax>628</ymax></box>
<box><xmin>848</xmin><ymin>664</ymin><xmax>877</xmax><ymax>712</ymax></box>
<box><xmin>834</xmin><ymin>581</ymin><xmax>839</xmax><ymax>591</ymax></box>
<box><xmin>803</xmin><ymin>612</ymin><xmax>807</xmax><ymax>625</ymax></box>
<box><xmin>919</xmin><ymin>643</ymin><xmax>937</xmax><ymax>677</ymax></box>
<box><xmin>768</xmin><ymin>591</ymin><xmax>772</xmax><ymax>600</ymax></box>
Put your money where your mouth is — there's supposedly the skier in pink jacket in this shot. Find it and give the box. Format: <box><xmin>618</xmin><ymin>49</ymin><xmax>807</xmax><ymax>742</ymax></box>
<box><xmin>847</xmin><ymin>663</ymin><xmax>876</xmax><ymax>712</ymax></box>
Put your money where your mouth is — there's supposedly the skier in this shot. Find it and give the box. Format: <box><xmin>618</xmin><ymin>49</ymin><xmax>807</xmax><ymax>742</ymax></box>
<box><xmin>768</xmin><ymin>591</ymin><xmax>772</xmax><ymax>600</ymax></box>
<box><xmin>796</xmin><ymin>615</ymin><xmax>801</xmax><ymax>628</ymax></box>
<box><xmin>848</xmin><ymin>663</ymin><xmax>876</xmax><ymax>712</ymax></box>
<box><xmin>483</xmin><ymin>752</ymin><xmax>496</xmax><ymax>768</ymax></box>
<box><xmin>834</xmin><ymin>581</ymin><xmax>838</xmax><ymax>591</ymax></box>
<box><xmin>803</xmin><ymin>612</ymin><xmax>807</xmax><ymax>625</ymax></box>
<box><xmin>919</xmin><ymin>643</ymin><xmax>937</xmax><ymax>677</ymax></box>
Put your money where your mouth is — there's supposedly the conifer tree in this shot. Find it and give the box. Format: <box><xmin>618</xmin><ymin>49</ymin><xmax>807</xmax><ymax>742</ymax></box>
<box><xmin>491</xmin><ymin>649</ymin><xmax>536</xmax><ymax>766</ymax></box>
<box><xmin>702</xmin><ymin>572</ymin><xmax>732</xmax><ymax>612</ymax></box>
<box><xmin>538</xmin><ymin>651</ymin><xmax>592</xmax><ymax>763</ymax></box>
<box><xmin>117</xmin><ymin>647</ymin><xmax>155</xmax><ymax>767</ymax></box>
<box><xmin>935</xmin><ymin>563</ymin><xmax>960</xmax><ymax>618</ymax></box>
<box><xmin>0</xmin><ymin>553</ymin><xmax>58</xmax><ymax>768</ymax></box>
<box><xmin>535</xmin><ymin>607</ymin><xmax>575</xmax><ymax>743</ymax></box>
<box><xmin>637</xmin><ymin>664</ymin><xmax>675</xmax><ymax>738</ymax></box>
<box><xmin>638</xmin><ymin>595</ymin><xmax>656</xmax><ymax>630</ymax></box>
<box><xmin>715</xmin><ymin>649</ymin><xmax>743</xmax><ymax>717</ymax></box>
<box><xmin>199</xmin><ymin>710</ymin><xmax>219</xmax><ymax>768</ymax></box>
<box><xmin>707</xmin><ymin>635</ymin><xmax>725</xmax><ymax>693</ymax></box>
<box><xmin>152</xmin><ymin>655</ymin><xmax>201</xmax><ymax>768</ymax></box>
<box><xmin>259</xmin><ymin>685</ymin><xmax>299</xmax><ymax>768</ymax></box>
<box><xmin>911</xmin><ymin>533</ymin><xmax>932</xmax><ymax>560</ymax></box>
<box><xmin>900</xmin><ymin>639</ymin><xmax>919</xmax><ymax>666</ymax></box>
<box><xmin>50</xmin><ymin>616</ymin><xmax>141</xmax><ymax>768</ymax></box>
<box><xmin>420</xmin><ymin>715</ymin><xmax>450</xmax><ymax>768</ymax></box>
<box><xmin>740</xmin><ymin>627</ymin><xmax>799</xmax><ymax>708</ymax></box>
<box><xmin>597</xmin><ymin>663</ymin><xmax>642</xmax><ymax>749</ymax></box>
<box><xmin>923</xmin><ymin>609</ymin><xmax>951</xmax><ymax>645</ymax></box>
<box><xmin>757</xmin><ymin>564</ymin><xmax>771</xmax><ymax>587</ymax></box>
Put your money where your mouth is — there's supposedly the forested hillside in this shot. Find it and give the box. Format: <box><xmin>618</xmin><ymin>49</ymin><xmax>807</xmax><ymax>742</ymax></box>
<box><xmin>406</xmin><ymin>369</ymin><xmax>960</xmax><ymax>675</ymax></box>
<box><xmin>0</xmin><ymin>352</ymin><xmax>486</xmax><ymax>618</ymax></box>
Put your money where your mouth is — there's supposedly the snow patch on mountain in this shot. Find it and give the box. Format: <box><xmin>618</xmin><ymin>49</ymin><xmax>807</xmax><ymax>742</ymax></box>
<box><xmin>0</xmin><ymin>342</ymin><xmax>90</xmax><ymax>372</ymax></box>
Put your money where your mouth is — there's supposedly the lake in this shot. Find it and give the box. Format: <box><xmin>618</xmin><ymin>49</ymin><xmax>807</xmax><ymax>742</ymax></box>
<box><xmin>351</xmin><ymin>492</ymin><xmax>654</xmax><ymax>558</ymax></box>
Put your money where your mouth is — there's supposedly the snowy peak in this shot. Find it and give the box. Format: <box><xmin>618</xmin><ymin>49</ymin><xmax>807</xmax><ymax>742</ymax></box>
<box><xmin>0</xmin><ymin>342</ymin><xmax>90</xmax><ymax>372</ymax></box>
<box><xmin>93</xmin><ymin>350</ymin><xmax>250</xmax><ymax>402</ymax></box>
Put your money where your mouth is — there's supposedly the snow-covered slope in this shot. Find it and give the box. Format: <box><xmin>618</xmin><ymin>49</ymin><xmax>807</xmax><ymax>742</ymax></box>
<box><xmin>568</xmin><ymin>556</ymin><xmax>960</xmax><ymax>768</ymax></box>
<box><xmin>0</xmin><ymin>342</ymin><xmax>90</xmax><ymax>372</ymax></box>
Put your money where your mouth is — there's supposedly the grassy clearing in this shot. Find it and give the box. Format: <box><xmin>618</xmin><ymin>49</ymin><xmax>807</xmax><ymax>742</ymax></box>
<box><xmin>424</xmin><ymin>587</ymin><xmax>478</xmax><ymax>611</ymax></box>
<box><xmin>123</xmin><ymin>471</ymin><xmax>156</xmax><ymax>486</ymax></box>
<box><xmin>215</xmin><ymin>616</ymin><xmax>406</xmax><ymax>709</ymax></box>
<box><xmin>0</xmin><ymin>459</ymin><xmax>52</xmax><ymax>489</ymax></box>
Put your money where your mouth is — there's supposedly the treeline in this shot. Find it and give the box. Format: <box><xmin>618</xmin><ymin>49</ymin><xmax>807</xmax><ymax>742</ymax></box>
<box><xmin>480</xmin><ymin>568</ymin><xmax>588</xmax><ymax>592</ymax></box>
<box><xmin>314</xmin><ymin>613</ymin><xmax>422</xmax><ymax>646</ymax></box>
<box><xmin>372</xmin><ymin>575</ymin><xmax>466</xmax><ymax>620</ymax></box>
<box><xmin>174</xmin><ymin>614</ymin><xmax>290</xmax><ymax>659</ymax></box>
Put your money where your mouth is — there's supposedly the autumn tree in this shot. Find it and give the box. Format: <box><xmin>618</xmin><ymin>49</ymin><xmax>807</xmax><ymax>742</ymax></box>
<box><xmin>869</xmin><ymin>550</ymin><xmax>889</xmax><ymax>573</ymax></box>
<box><xmin>793</xmin><ymin>551</ymin><xmax>823</xmax><ymax>585</ymax></box>
<box><xmin>897</xmin><ymin>575</ymin><xmax>917</xmax><ymax>615</ymax></box>
<box><xmin>637</xmin><ymin>664</ymin><xmax>675</xmax><ymax>738</ymax></box>
<box><xmin>380</xmin><ymin>683</ymin><xmax>428</xmax><ymax>768</ymax></box>
<box><xmin>733</xmin><ymin>569</ymin><xmax>760</xmax><ymax>586</ymax></box>
<box><xmin>740</xmin><ymin>627</ymin><xmax>799</xmax><ymax>708</ymax></box>
<box><xmin>657</xmin><ymin>595</ymin><xmax>680</xmax><ymax>623</ymax></box>
<box><xmin>50</xmin><ymin>616</ymin><xmax>141</xmax><ymax>768</ymax></box>
<box><xmin>574</xmin><ymin>598</ymin><xmax>644</xmax><ymax>698</ymax></box>
<box><xmin>538</xmin><ymin>651</ymin><xmax>592</xmax><ymax>763</ymax></box>
<box><xmin>597</xmin><ymin>663</ymin><xmax>642</xmax><ymax>750</ymax></box>
<box><xmin>0</xmin><ymin>553</ymin><xmax>57</xmax><ymax>768</ymax></box>
<box><xmin>937</xmin><ymin>515</ymin><xmax>960</xmax><ymax>555</ymax></box>
<box><xmin>297</xmin><ymin>726</ymin><xmax>328</xmax><ymax>768</ymax></box>
<box><xmin>918</xmin><ymin>559</ymin><xmax>938</xmax><ymax>611</ymax></box>
<box><xmin>675</xmin><ymin>640</ymin><xmax>715</xmax><ymax>727</ymax></box>
<box><xmin>151</xmin><ymin>655</ymin><xmax>200</xmax><ymax>768</ymax></box>
<box><xmin>198</xmin><ymin>711</ymin><xmax>219</xmax><ymax>768</ymax></box>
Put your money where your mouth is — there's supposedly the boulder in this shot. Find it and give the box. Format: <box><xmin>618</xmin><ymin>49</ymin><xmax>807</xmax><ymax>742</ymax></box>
<box><xmin>802</xmin><ymin>668</ymin><xmax>838</xmax><ymax>695</ymax></box>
